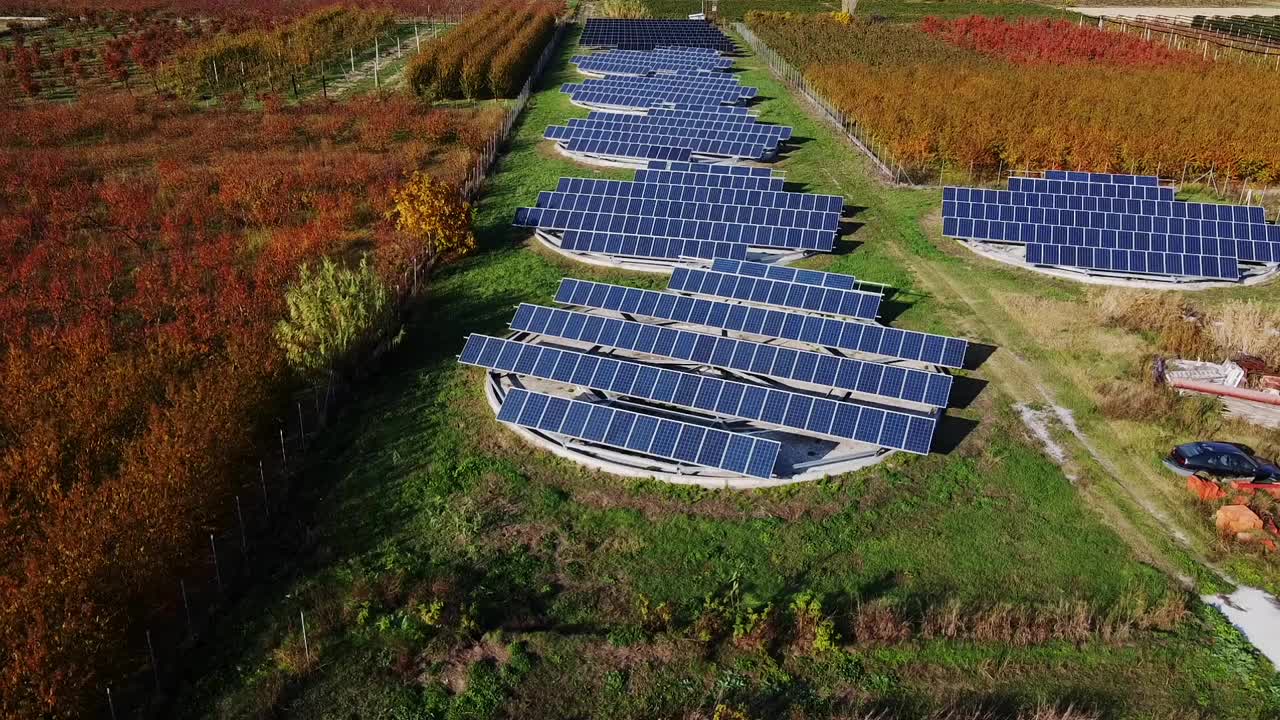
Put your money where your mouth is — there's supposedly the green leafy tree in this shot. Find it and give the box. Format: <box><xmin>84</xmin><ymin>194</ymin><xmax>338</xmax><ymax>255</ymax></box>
<box><xmin>275</xmin><ymin>256</ymin><xmax>401</xmax><ymax>379</ymax></box>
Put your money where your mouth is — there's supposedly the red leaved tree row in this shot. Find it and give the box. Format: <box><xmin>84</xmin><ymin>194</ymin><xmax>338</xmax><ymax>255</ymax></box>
<box><xmin>920</xmin><ymin>16</ymin><xmax>1202</xmax><ymax>67</ymax></box>
<box><xmin>0</xmin><ymin>91</ymin><xmax>503</xmax><ymax>718</ymax></box>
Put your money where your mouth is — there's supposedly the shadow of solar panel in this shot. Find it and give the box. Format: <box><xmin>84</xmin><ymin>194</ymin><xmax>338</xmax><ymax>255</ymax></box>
<box><xmin>668</xmin><ymin>267</ymin><xmax>881</xmax><ymax>321</ymax></box>
<box><xmin>510</xmin><ymin>303</ymin><xmax>953</xmax><ymax>407</ymax></box>
<box><xmin>558</xmin><ymin>230</ymin><xmax>747</xmax><ymax>261</ymax></box>
<box><xmin>710</xmin><ymin>259</ymin><xmax>857</xmax><ymax>290</ymax></box>
<box><xmin>464</xmin><ymin>334</ymin><xmax>938</xmax><ymax>454</ymax></box>
<box><xmin>495</xmin><ymin>387</ymin><xmax>779</xmax><ymax>478</ymax></box>
<box><xmin>555</xmin><ymin>279</ymin><xmax>969</xmax><ymax>370</ymax></box>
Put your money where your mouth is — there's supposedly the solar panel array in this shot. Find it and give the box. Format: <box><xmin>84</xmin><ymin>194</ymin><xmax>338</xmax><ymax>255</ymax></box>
<box><xmin>579</xmin><ymin>19</ymin><xmax>737</xmax><ymax>52</ymax></box>
<box><xmin>454</xmin><ymin>21</ymin><xmax>976</xmax><ymax>480</ymax></box>
<box><xmin>941</xmin><ymin>171</ymin><xmax>1279</xmax><ymax>281</ymax></box>
<box><xmin>462</xmin><ymin>334</ymin><xmax>939</xmax><ymax>456</ymax></box>
<box><xmin>572</xmin><ymin>47</ymin><xmax>733</xmax><ymax>76</ymax></box>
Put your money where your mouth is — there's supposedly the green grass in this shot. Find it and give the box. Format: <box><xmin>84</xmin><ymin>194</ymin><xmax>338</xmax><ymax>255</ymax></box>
<box><xmin>168</xmin><ymin>25</ymin><xmax>1280</xmax><ymax>720</ymax></box>
<box><xmin>643</xmin><ymin>0</ymin><xmax>839</xmax><ymax>19</ymax></box>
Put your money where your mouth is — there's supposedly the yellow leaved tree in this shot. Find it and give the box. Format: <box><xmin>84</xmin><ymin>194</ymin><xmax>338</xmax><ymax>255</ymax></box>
<box><xmin>388</xmin><ymin>171</ymin><xmax>476</xmax><ymax>277</ymax></box>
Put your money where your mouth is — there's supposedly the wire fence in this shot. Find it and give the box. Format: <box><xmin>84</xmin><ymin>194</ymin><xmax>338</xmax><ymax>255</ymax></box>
<box><xmin>194</xmin><ymin>16</ymin><xmax>462</xmax><ymax>102</ymax></box>
<box><xmin>97</xmin><ymin>20</ymin><xmax>568</xmax><ymax>720</ymax></box>
<box><xmin>1095</xmin><ymin>14</ymin><xmax>1280</xmax><ymax>66</ymax></box>
<box><xmin>733</xmin><ymin>20</ymin><xmax>1280</xmax><ymax>220</ymax></box>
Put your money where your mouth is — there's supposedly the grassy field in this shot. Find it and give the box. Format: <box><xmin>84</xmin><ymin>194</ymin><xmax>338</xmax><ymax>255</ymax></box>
<box><xmin>167</xmin><ymin>24</ymin><xmax>1279</xmax><ymax>720</ymax></box>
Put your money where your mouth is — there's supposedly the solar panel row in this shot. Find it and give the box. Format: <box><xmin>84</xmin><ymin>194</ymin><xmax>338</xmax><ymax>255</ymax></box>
<box><xmin>548</xmin><ymin>125</ymin><xmax>775</xmax><ymax>161</ymax></box>
<box><xmin>710</xmin><ymin>258</ymin><xmax>858</xmax><ymax>290</ymax></box>
<box><xmin>574</xmin><ymin>114</ymin><xmax>791</xmax><ymax>141</ymax></box>
<box><xmin>509</xmin><ymin>303</ymin><xmax>953</xmax><ymax>408</ymax></box>
<box><xmin>631</xmin><ymin>169</ymin><xmax>785</xmax><ymax>192</ymax></box>
<box><xmin>948</xmin><ymin>187</ymin><xmax>1267</xmax><ymax>225</ymax></box>
<box><xmin>669</xmin><ymin>266</ymin><xmax>882</xmax><ymax>321</ymax></box>
<box><xmin>941</xmin><ymin>177</ymin><xmax>1278</xmax><ymax>280</ymax></box>
<box><xmin>1025</xmin><ymin>243</ymin><xmax>1239</xmax><ymax>280</ymax></box>
<box><xmin>1009</xmin><ymin>177</ymin><xmax>1173</xmax><ymax>203</ymax></box>
<box><xmin>1044</xmin><ymin>170</ymin><xmax>1160</xmax><ymax>187</ymax></box>
<box><xmin>573</xmin><ymin>48</ymin><xmax>732</xmax><ymax>76</ymax></box>
<box><xmin>555</xmin><ymin>178</ymin><xmax>839</xmax><ymax>213</ymax></box>
<box><xmin>514</xmin><ymin>205</ymin><xmax>835</xmax><ymax>252</ymax></box>
<box><xmin>530</xmin><ymin>191</ymin><xmax>839</xmax><ymax>236</ymax></box>
<box><xmin>579</xmin><ymin>18</ymin><xmax>737</xmax><ymax>52</ymax></box>
<box><xmin>462</xmin><ymin>334</ymin><xmax>938</xmax><ymax>454</ymax></box>
<box><xmin>497</xmin><ymin>387</ymin><xmax>781</xmax><ymax>478</ymax></box>
<box><xmin>563</xmin><ymin>138</ymin><xmax>690</xmax><ymax>162</ymax></box>
<box><xmin>556</xmin><ymin>278</ymin><xmax>969</xmax><ymax>369</ymax></box>
<box><xmin>558</xmin><ymin>230</ymin><xmax>747</xmax><ymax>261</ymax></box>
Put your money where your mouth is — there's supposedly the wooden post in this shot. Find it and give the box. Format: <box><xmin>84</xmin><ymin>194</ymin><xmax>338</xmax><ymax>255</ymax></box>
<box><xmin>350</xmin><ymin>47</ymin><xmax>355</xmax><ymax>74</ymax></box>
<box><xmin>374</xmin><ymin>38</ymin><xmax>380</xmax><ymax>88</ymax></box>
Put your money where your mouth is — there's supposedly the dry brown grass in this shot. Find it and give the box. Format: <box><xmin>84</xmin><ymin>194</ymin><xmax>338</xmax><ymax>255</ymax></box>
<box><xmin>822</xmin><ymin>705</ymin><xmax>1101</xmax><ymax>720</ymax></box>
<box><xmin>1097</xmin><ymin>378</ymin><xmax>1223</xmax><ymax>438</ymax></box>
<box><xmin>1092</xmin><ymin>288</ymin><xmax>1192</xmax><ymax>336</ymax></box>
<box><xmin>851</xmin><ymin>599</ymin><xmax>912</xmax><ymax>646</ymax></box>
<box><xmin>272</xmin><ymin>631</ymin><xmax>318</xmax><ymax>676</ymax></box>
<box><xmin>1210</xmin><ymin>300</ymin><xmax>1280</xmax><ymax>367</ymax></box>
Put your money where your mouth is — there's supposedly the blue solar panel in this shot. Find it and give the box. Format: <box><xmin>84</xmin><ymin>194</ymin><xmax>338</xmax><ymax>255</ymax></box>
<box><xmin>496</xmin><ymin>387</ymin><xmax>779</xmax><ymax>478</ymax></box>
<box><xmin>669</xmin><ymin>266</ymin><xmax>881</xmax><ymax>320</ymax></box>
<box><xmin>647</xmin><ymin>160</ymin><xmax>773</xmax><ymax>176</ymax></box>
<box><xmin>549</xmin><ymin>125</ymin><xmax>779</xmax><ymax>160</ymax></box>
<box><xmin>555</xmin><ymin>278</ymin><xmax>970</xmax><ymax>369</ymax></box>
<box><xmin>632</xmin><ymin>169</ymin><xmax>785</xmax><ymax>192</ymax></box>
<box><xmin>515</xmin><ymin>206</ymin><xmax>833</xmax><ymax>252</ymax></box>
<box><xmin>948</xmin><ymin>186</ymin><xmax>1264</xmax><ymax>225</ymax></box>
<box><xmin>710</xmin><ymin>259</ymin><xmax>857</xmax><ymax>290</ymax></box>
<box><xmin>1025</xmin><ymin>242</ymin><xmax>1240</xmax><ymax>280</ymax></box>
<box><xmin>558</xmin><ymin>230</ymin><xmax>747</xmax><ymax>261</ymax></box>
<box><xmin>554</xmin><ymin>178</ymin><xmax>840</xmax><ymax>213</ymax></box>
<box><xmin>578</xmin><ymin>72</ymin><xmax>748</xmax><ymax>92</ymax></box>
<box><xmin>562</xmin><ymin>138</ymin><xmax>691</xmax><ymax>162</ymax></box>
<box><xmin>550</xmin><ymin>127</ymin><xmax>772</xmax><ymax>161</ymax></box>
<box><xmin>1009</xmin><ymin>176</ymin><xmax>1173</xmax><ymax>202</ymax></box>
<box><xmin>573</xmin><ymin>48</ymin><xmax>733</xmax><ymax>76</ymax></box>
<box><xmin>510</xmin><ymin>303</ymin><xmax>953</xmax><ymax>407</ymax></box>
<box><xmin>532</xmin><ymin>190</ymin><xmax>839</xmax><ymax>233</ymax></box>
<box><xmin>1045</xmin><ymin>170</ymin><xmax>1160</xmax><ymax>187</ymax></box>
<box><xmin>570</xmin><ymin>116</ymin><xmax>791</xmax><ymax>143</ymax></box>
<box><xmin>580</xmin><ymin>19</ymin><xmax>737</xmax><ymax>52</ymax></box>
<box><xmin>466</xmin><ymin>334</ymin><xmax>938</xmax><ymax>454</ymax></box>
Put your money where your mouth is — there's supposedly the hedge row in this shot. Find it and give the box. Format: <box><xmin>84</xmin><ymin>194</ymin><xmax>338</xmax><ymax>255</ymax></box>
<box><xmin>406</xmin><ymin>0</ymin><xmax>560</xmax><ymax>100</ymax></box>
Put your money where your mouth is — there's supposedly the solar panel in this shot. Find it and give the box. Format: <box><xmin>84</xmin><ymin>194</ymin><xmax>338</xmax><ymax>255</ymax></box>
<box><xmin>562</xmin><ymin>138</ymin><xmax>692</xmax><ymax>163</ymax></box>
<box><xmin>648</xmin><ymin>107</ymin><xmax>760</xmax><ymax>122</ymax></box>
<box><xmin>647</xmin><ymin>160</ymin><xmax>774</xmax><ymax>177</ymax></box>
<box><xmin>669</xmin><ymin>266</ymin><xmax>882</xmax><ymax>321</ymax></box>
<box><xmin>548</xmin><ymin>126</ymin><xmax>775</xmax><ymax>161</ymax></box>
<box><xmin>1045</xmin><ymin>170</ymin><xmax>1161</xmax><ymax>187</ymax></box>
<box><xmin>555</xmin><ymin>278</ymin><xmax>970</xmax><ymax>369</ymax></box>
<box><xmin>553</xmin><ymin>178</ymin><xmax>841</xmax><ymax>213</ymax></box>
<box><xmin>710</xmin><ymin>259</ymin><xmax>858</xmax><ymax>290</ymax></box>
<box><xmin>573</xmin><ymin>49</ymin><xmax>732</xmax><ymax>76</ymax></box>
<box><xmin>571</xmin><ymin>114</ymin><xmax>792</xmax><ymax>142</ymax></box>
<box><xmin>948</xmin><ymin>186</ymin><xmax>1265</xmax><ymax>226</ymax></box>
<box><xmin>1026</xmin><ymin>242</ymin><xmax>1241</xmax><ymax>280</ymax></box>
<box><xmin>1009</xmin><ymin>176</ymin><xmax>1174</xmax><ymax>203</ymax></box>
<box><xmin>632</xmin><ymin>169</ymin><xmax>786</xmax><ymax>192</ymax></box>
<box><xmin>515</xmin><ymin>205</ymin><xmax>834</xmax><ymax>252</ymax></box>
<box><xmin>558</xmin><ymin>230</ymin><xmax>747</xmax><ymax>261</ymax></box>
<box><xmin>558</xmin><ymin>120</ymin><xmax>785</xmax><ymax>148</ymax></box>
<box><xmin>462</xmin><ymin>334</ymin><xmax>938</xmax><ymax>454</ymax></box>
<box><xmin>567</xmin><ymin>87</ymin><xmax>746</xmax><ymax>110</ymax></box>
<box><xmin>567</xmin><ymin>78</ymin><xmax>755</xmax><ymax>103</ymax></box>
<box><xmin>579</xmin><ymin>19</ymin><xmax>737</xmax><ymax>52</ymax></box>
<box><xmin>494</xmin><ymin>387</ymin><xmax>780</xmax><ymax>478</ymax></box>
<box><xmin>531</xmin><ymin>190</ymin><xmax>839</xmax><ymax>235</ymax></box>
<box><xmin>510</xmin><ymin>303</ymin><xmax>953</xmax><ymax>408</ymax></box>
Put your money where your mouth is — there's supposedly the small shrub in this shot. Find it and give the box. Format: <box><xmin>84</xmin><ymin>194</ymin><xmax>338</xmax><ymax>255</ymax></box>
<box><xmin>790</xmin><ymin>591</ymin><xmax>839</xmax><ymax>654</ymax></box>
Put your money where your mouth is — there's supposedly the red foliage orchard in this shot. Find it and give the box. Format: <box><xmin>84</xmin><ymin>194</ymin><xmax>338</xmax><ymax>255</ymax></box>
<box><xmin>0</xmin><ymin>91</ymin><xmax>503</xmax><ymax>718</ymax></box>
<box><xmin>920</xmin><ymin>16</ymin><xmax>1201</xmax><ymax>67</ymax></box>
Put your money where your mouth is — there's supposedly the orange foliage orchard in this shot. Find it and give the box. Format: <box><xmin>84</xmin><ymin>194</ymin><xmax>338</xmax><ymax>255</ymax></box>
<box><xmin>0</xmin><ymin>92</ymin><xmax>502</xmax><ymax>718</ymax></box>
<box><xmin>746</xmin><ymin>12</ymin><xmax>1280</xmax><ymax>183</ymax></box>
